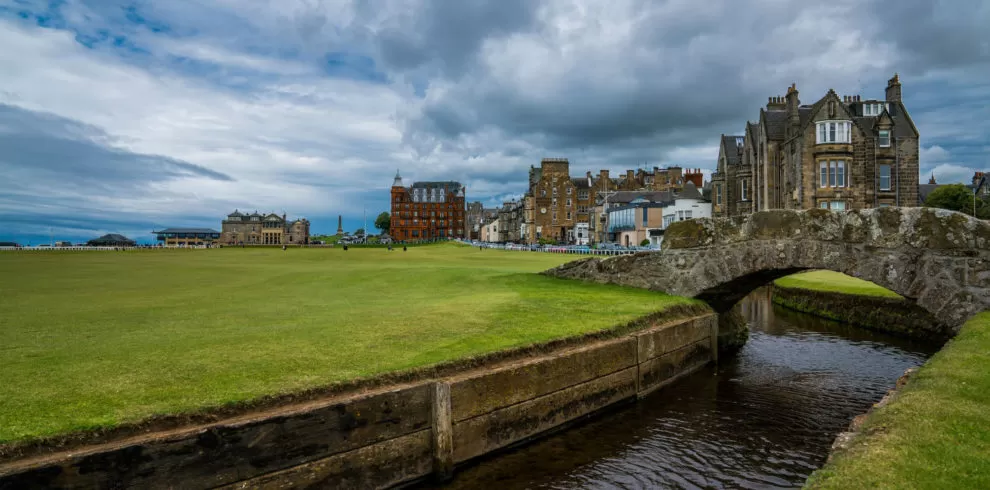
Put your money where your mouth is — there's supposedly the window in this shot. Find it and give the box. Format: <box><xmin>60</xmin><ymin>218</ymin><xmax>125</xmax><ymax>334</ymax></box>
<box><xmin>819</xmin><ymin>160</ymin><xmax>846</xmax><ymax>188</ymax></box>
<box><xmin>716</xmin><ymin>184</ymin><xmax>722</xmax><ymax>205</ymax></box>
<box><xmin>567</xmin><ymin>187</ymin><xmax>572</xmax><ymax>195</ymax></box>
<box><xmin>578</xmin><ymin>191</ymin><xmax>589</xmax><ymax>200</ymax></box>
<box><xmin>816</xmin><ymin>121</ymin><xmax>852</xmax><ymax>144</ymax></box>
<box><xmin>863</xmin><ymin>103</ymin><xmax>886</xmax><ymax>116</ymax></box>
<box><xmin>830</xmin><ymin>201</ymin><xmax>846</xmax><ymax>211</ymax></box>
<box><xmin>642</xmin><ymin>208</ymin><xmax>648</xmax><ymax>227</ymax></box>
<box><xmin>741</xmin><ymin>179</ymin><xmax>749</xmax><ymax>201</ymax></box>
<box><xmin>879</xmin><ymin>164</ymin><xmax>892</xmax><ymax>190</ymax></box>
<box><xmin>541</xmin><ymin>189</ymin><xmax>547</xmax><ymax>197</ymax></box>
<box><xmin>878</xmin><ymin>130</ymin><xmax>890</xmax><ymax>148</ymax></box>
<box><xmin>553</xmin><ymin>188</ymin><xmax>558</xmax><ymax>196</ymax></box>
<box><xmin>879</xmin><ymin>203</ymin><xmax>891</xmax><ymax>208</ymax></box>
<box><xmin>567</xmin><ymin>211</ymin><xmax>572</xmax><ymax>220</ymax></box>
<box><xmin>819</xmin><ymin>201</ymin><xmax>829</xmax><ymax>209</ymax></box>
<box><xmin>566</xmin><ymin>199</ymin><xmax>572</xmax><ymax>207</ymax></box>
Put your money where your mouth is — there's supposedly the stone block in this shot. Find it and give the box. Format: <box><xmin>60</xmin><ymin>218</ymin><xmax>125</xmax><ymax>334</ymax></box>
<box><xmin>1</xmin><ymin>383</ymin><xmax>432</xmax><ymax>489</ymax></box>
<box><xmin>449</xmin><ymin>338</ymin><xmax>637</xmax><ymax>422</ymax></box>
<box><xmin>638</xmin><ymin>341</ymin><xmax>712</xmax><ymax>397</ymax></box>
<box><xmin>636</xmin><ymin>317</ymin><xmax>711</xmax><ymax>362</ymax></box>
<box><xmin>451</xmin><ymin>367</ymin><xmax>638</xmax><ymax>463</ymax></box>
<box><xmin>217</xmin><ymin>429</ymin><xmax>433</xmax><ymax>490</ymax></box>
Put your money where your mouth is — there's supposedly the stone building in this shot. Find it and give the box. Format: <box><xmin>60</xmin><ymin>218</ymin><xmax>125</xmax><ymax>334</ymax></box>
<box><xmin>221</xmin><ymin>211</ymin><xmax>309</xmax><ymax>245</ymax></box>
<box><xmin>712</xmin><ymin>74</ymin><xmax>919</xmax><ymax>217</ymax></box>
<box><xmin>466</xmin><ymin>201</ymin><xmax>484</xmax><ymax>240</ymax></box>
<box><xmin>497</xmin><ymin>200</ymin><xmax>525</xmax><ymax>242</ymax></box>
<box><xmin>389</xmin><ymin>171</ymin><xmax>466</xmax><ymax>241</ymax></box>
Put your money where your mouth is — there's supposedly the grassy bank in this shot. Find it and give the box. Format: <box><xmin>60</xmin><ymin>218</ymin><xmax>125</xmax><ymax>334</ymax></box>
<box><xmin>806</xmin><ymin>312</ymin><xmax>990</xmax><ymax>489</ymax></box>
<box><xmin>0</xmin><ymin>244</ymin><xmax>696</xmax><ymax>444</ymax></box>
<box><xmin>775</xmin><ymin>270</ymin><xmax>901</xmax><ymax>298</ymax></box>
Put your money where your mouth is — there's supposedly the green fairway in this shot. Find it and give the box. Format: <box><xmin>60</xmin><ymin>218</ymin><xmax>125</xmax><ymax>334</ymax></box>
<box><xmin>0</xmin><ymin>244</ymin><xmax>695</xmax><ymax>444</ymax></box>
<box><xmin>775</xmin><ymin>270</ymin><xmax>902</xmax><ymax>298</ymax></box>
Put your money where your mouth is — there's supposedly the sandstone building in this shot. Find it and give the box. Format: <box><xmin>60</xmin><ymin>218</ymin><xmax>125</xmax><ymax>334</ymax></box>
<box><xmin>521</xmin><ymin>158</ymin><xmax>705</xmax><ymax>244</ymax></box>
<box><xmin>390</xmin><ymin>171</ymin><xmax>466</xmax><ymax>241</ymax></box>
<box><xmin>712</xmin><ymin>74</ymin><xmax>919</xmax><ymax>216</ymax></box>
<box><xmin>221</xmin><ymin>211</ymin><xmax>310</xmax><ymax>245</ymax></box>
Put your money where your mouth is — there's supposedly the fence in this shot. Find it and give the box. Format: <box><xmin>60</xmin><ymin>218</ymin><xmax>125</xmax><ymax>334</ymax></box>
<box><xmin>0</xmin><ymin>246</ymin><xmax>139</xmax><ymax>251</ymax></box>
<box><xmin>465</xmin><ymin>241</ymin><xmax>645</xmax><ymax>256</ymax></box>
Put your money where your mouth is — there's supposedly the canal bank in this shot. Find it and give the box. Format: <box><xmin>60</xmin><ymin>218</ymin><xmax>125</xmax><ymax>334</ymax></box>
<box><xmin>771</xmin><ymin>271</ymin><xmax>948</xmax><ymax>341</ymax></box>
<box><xmin>806</xmin><ymin>311</ymin><xmax>990</xmax><ymax>489</ymax></box>
<box><xmin>418</xmin><ymin>287</ymin><xmax>939</xmax><ymax>489</ymax></box>
<box><xmin>0</xmin><ymin>308</ymin><xmax>719</xmax><ymax>489</ymax></box>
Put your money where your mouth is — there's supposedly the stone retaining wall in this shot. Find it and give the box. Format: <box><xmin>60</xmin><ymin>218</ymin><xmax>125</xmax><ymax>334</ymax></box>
<box><xmin>772</xmin><ymin>285</ymin><xmax>949</xmax><ymax>340</ymax></box>
<box><xmin>0</xmin><ymin>314</ymin><xmax>717</xmax><ymax>490</ymax></box>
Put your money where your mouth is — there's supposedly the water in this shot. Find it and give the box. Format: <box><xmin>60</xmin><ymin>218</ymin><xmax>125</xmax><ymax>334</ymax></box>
<box><xmin>423</xmin><ymin>287</ymin><xmax>938</xmax><ymax>489</ymax></box>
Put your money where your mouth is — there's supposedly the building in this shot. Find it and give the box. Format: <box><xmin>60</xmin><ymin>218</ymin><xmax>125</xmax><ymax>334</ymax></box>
<box><xmin>497</xmin><ymin>200</ymin><xmax>525</xmax><ymax>242</ymax></box>
<box><xmin>919</xmin><ymin>171</ymin><xmax>990</xmax><ymax>206</ymax></box>
<box><xmin>220</xmin><ymin>211</ymin><xmax>310</xmax><ymax>245</ymax></box>
<box><xmin>153</xmin><ymin>228</ymin><xmax>220</xmax><ymax>246</ymax></box>
<box><xmin>603</xmin><ymin>182</ymin><xmax>712</xmax><ymax>248</ymax></box>
<box><xmin>480</xmin><ymin>218</ymin><xmax>499</xmax><ymax>243</ymax></box>
<box><xmin>389</xmin><ymin>171</ymin><xmax>466</xmax><ymax>241</ymax></box>
<box><xmin>87</xmin><ymin>233</ymin><xmax>136</xmax><ymax>247</ymax></box>
<box><xmin>466</xmin><ymin>201</ymin><xmax>484</xmax><ymax>240</ymax></box>
<box><xmin>712</xmin><ymin>74</ymin><xmax>919</xmax><ymax>216</ymax></box>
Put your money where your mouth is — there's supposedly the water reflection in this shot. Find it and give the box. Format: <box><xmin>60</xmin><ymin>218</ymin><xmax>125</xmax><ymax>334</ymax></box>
<box><xmin>422</xmin><ymin>287</ymin><xmax>938</xmax><ymax>489</ymax></box>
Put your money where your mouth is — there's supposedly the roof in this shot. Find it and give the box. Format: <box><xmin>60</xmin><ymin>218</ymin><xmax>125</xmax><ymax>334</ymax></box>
<box><xmin>410</xmin><ymin>181</ymin><xmax>463</xmax><ymax>193</ymax></box>
<box><xmin>153</xmin><ymin>228</ymin><xmax>221</xmax><ymax>234</ymax></box>
<box><xmin>227</xmin><ymin>210</ymin><xmax>244</xmax><ymax>217</ymax></box>
<box><xmin>603</xmin><ymin>190</ymin><xmax>674</xmax><ymax>205</ymax></box>
<box><xmin>677</xmin><ymin>181</ymin><xmax>704</xmax><ymax>200</ymax></box>
<box><xmin>721</xmin><ymin>135</ymin><xmax>744</xmax><ymax>165</ymax></box>
<box><xmin>88</xmin><ymin>234</ymin><xmax>135</xmax><ymax>244</ymax></box>
<box><xmin>571</xmin><ymin>177</ymin><xmax>591</xmax><ymax>189</ymax></box>
<box><xmin>764</xmin><ymin>110</ymin><xmax>787</xmax><ymax>140</ymax></box>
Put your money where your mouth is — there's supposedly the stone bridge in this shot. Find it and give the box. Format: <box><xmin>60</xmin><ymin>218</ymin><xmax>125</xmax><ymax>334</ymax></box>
<box><xmin>545</xmin><ymin>208</ymin><xmax>990</xmax><ymax>332</ymax></box>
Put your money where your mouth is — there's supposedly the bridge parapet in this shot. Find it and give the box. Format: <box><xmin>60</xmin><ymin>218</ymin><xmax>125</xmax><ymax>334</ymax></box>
<box><xmin>545</xmin><ymin>208</ymin><xmax>990</xmax><ymax>332</ymax></box>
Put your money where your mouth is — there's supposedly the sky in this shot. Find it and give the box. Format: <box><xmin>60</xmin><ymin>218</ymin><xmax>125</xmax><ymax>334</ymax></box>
<box><xmin>1</xmin><ymin>0</ymin><xmax>988</xmax><ymax>244</ymax></box>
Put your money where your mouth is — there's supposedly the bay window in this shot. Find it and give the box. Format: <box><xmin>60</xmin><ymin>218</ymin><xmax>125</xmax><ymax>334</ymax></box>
<box><xmin>818</xmin><ymin>160</ymin><xmax>846</xmax><ymax>188</ymax></box>
<box><xmin>878</xmin><ymin>130</ymin><xmax>890</xmax><ymax>148</ymax></box>
<box><xmin>816</xmin><ymin>121</ymin><xmax>852</xmax><ymax>144</ymax></box>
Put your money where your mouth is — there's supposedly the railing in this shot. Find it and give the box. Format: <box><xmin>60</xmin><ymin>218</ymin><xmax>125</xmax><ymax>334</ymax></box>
<box><xmin>462</xmin><ymin>240</ymin><xmax>651</xmax><ymax>256</ymax></box>
<box><xmin>0</xmin><ymin>246</ymin><xmax>139</xmax><ymax>251</ymax></box>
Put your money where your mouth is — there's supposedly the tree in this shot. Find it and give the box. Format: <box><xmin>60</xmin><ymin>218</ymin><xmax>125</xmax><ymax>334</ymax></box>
<box><xmin>924</xmin><ymin>184</ymin><xmax>988</xmax><ymax>218</ymax></box>
<box><xmin>374</xmin><ymin>212</ymin><xmax>391</xmax><ymax>233</ymax></box>
<box><xmin>640</xmin><ymin>239</ymin><xmax>651</xmax><ymax>247</ymax></box>
<box><xmin>355</xmin><ymin>228</ymin><xmax>365</xmax><ymax>236</ymax></box>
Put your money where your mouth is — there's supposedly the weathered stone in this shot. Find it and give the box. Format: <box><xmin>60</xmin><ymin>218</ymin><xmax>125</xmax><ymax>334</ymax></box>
<box><xmin>448</xmin><ymin>338</ymin><xmax>637</xmax><ymax>422</ymax></box>
<box><xmin>545</xmin><ymin>208</ymin><xmax>990</xmax><ymax>333</ymax></box>
<box><xmin>638</xmin><ymin>341</ymin><xmax>712</xmax><ymax>397</ymax></box>
<box><xmin>451</xmin><ymin>367</ymin><xmax>638</xmax><ymax>463</ymax></box>
<box><xmin>636</xmin><ymin>316</ymin><xmax>712</xmax><ymax>362</ymax></box>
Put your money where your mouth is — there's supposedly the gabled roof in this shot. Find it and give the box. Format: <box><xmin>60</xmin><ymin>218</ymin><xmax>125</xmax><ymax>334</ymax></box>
<box><xmin>571</xmin><ymin>177</ymin><xmax>591</xmax><ymax>189</ymax></box>
<box><xmin>763</xmin><ymin>110</ymin><xmax>788</xmax><ymax>140</ymax></box>
<box><xmin>676</xmin><ymin>181</ymin><xmax>703</xmax><ymax>200</ymax></box>
<box><xmin>227</xmin><ymin>210</ymin><xmax>244</xmax><ymax>218</ymax></box>
<box><xmin>720</xmin><ymin>135</ymin><xmax>744</xmax><ymax>165</ymax></box>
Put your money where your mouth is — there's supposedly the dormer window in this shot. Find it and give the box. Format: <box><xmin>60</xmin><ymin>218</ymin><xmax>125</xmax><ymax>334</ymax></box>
<box><xmin>816</xmin><ymin>121</ymin><xmax>851</xmax><ymax>144</ymax></box>
<box><xmin>878</xmin><ymin>130</ymin><xmax>891</xmax><ymax>148</ymax></box>
<box><xmin>863</xmin><ymin>103</ymin><xmax>886</xmax><ymax>116</ymax></box>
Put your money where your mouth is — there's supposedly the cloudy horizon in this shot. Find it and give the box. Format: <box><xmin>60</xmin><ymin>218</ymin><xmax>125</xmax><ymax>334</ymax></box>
<box><xmin>1</xmin><ymin>0</ymin><xmax>988</xmax><ymax>244</ymax></box>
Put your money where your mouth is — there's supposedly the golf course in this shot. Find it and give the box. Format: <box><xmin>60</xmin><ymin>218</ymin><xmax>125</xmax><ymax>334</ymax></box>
<box><xmin>0</xmin><ymin>244</ymin><xmax>696</xmax><ymax>444</ymax></box>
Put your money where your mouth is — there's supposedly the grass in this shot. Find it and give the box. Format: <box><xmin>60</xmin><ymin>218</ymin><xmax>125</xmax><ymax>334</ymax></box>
<box><xmin>775</xmin><ymin>270</ymin><xmax>902</xmax><ymax>298</ymax></box>
<box><xmin>0</xmin><ymin>243</ymin><xmax>696</xmax><ymax>444</ymax></box>
<box><xmin>805</xmin><ymin>312</ymin><xmax>990</xmax><ymax>489</ymax></box>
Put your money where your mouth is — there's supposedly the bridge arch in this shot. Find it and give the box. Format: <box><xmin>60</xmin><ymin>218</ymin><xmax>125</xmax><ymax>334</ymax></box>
<box><xmin>546</xmin><ymin>208</ymin><xmax>990</xmax><ymax>332</ymax></box>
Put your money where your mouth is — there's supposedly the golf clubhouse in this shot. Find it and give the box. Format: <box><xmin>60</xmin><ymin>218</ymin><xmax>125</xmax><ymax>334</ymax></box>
<box><xmin>152</xmin><ymin>228</ymin><xmax>221</xmax><ymax>247</ymax></box>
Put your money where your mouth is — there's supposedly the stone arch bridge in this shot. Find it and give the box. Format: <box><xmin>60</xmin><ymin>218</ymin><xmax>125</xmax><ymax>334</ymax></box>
<box><xmin>545</xmin><ymin>208</ymin><xmax>990</xmax><ymax>332</ymax></box>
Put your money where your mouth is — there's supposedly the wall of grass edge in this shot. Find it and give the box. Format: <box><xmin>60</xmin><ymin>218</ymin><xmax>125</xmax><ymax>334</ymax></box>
<box><xmin>0</xmin><ymin>311</ymin><xmax>718</xmax><ymax>489</ymax></box>
<box><xmin>771</xmin><ymin>284</ymin><xmax>950</xmax><ymax>341</ymax></box>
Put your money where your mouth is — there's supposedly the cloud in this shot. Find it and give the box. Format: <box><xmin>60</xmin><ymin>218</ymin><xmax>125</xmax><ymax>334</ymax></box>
<box><xmin>0</xmin><ymin>0</ymin><xmax>989</xmax><ymax>244</ymax></box>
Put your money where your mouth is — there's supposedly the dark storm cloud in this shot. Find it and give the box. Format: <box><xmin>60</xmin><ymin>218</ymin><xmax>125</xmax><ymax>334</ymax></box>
<box><xmin>0</xmin><ymin>104</ymin><xmax>233</xmax><ymax>187</ymax></box>
<box><xmin>868</xmin><ymin>0</ymin><xmax>990</xmax><ymax>72</ymax></box>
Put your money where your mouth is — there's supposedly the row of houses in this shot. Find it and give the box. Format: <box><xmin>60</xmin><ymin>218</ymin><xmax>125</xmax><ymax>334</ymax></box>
<box><xmin>466</xmin><ymin>158</ymin><xmax>711</xmax><ymax>246</ymax></box>
<box><xmin>151</xmin><ymin>211</ymin><xmax>311</xmax><ymax>246</ymax></box>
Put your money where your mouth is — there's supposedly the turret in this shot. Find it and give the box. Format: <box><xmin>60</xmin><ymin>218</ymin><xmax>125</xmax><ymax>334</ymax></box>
<box><xmin>392</xmin><ymin>169</ymin><xmax>403</xmax><ymax>187</ymax></box>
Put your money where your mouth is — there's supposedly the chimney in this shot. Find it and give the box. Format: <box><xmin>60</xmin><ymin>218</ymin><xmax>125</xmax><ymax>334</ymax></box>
<box><xmin>786</xmin><ymin>83</ymin><xmax>800</xmax><ymax>138</ymax></box>
<box><xmin>626</xmin><ymin>169</ymin><xmax>634</xmax><ymax>182</ymax></box>
<box><xmin>886</xmin><ymin>73</ymin><xmax>902</xmax><ymax>103</ymax></box>
<box><xmin>599</xmin><ymin>169</ymin><xmax>609</xmax><ymax>184</ymax></box>
<box><xmin>766</xmin><ymin>95</ymin><xmax>786</xmax><ymax>111</ymax></box>
<box><xmin>586</xmin><ymin>171</ymin><xmax>592</xmax><ymax>179</ymax></box>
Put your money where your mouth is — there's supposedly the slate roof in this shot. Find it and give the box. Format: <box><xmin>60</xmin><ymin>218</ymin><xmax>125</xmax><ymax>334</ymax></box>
<box><xmin>918</xmin><ymin>184</ymin><xmax>942</xmax><ymax>204</ymax></box>
<box><xmin>227</xmin><ymin>210</ymin><xmax>244</xmax><ymax>217</ymax></box>
<box><xmin>765</xmin><ymin>110</ymin><xmax>788</xmax><ymax>140</ymax></box>
<box><xmin>410</xmin><ymin>181</ymin><xmax>464</xmax><ymax>193</ymax></box>
<box><xmin>721</xmin><ymin>135</ymin><xmax>744</xmax><ymax>165</ymax></box>
<box><xmin>153</xmin><ymin>228</ymin><xmax>221</xmax><ymax>234</ymax></box>
<box><xmin>571</xmin><ymin>177</ymin><xmax>591</xmax><ymax>189</ymax></box>
<box><xmin>677</xmin><ymin>181</ymin><xmax>704</xmax><ymax>200</ymax></box>
<box><xmin>603</xmin><ymin>190</ymin><xmax>674</xmax><ymax>205</ymax></box>
<box><xmin>88</xmin><ymin>234</ymin><xmax>136</xmax><ymax>245</ymax></box>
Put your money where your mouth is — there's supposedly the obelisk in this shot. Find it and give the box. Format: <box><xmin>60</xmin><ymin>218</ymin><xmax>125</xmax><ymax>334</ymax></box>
<box><xmin>336</xmin><ymin>215</ymin><xmax>344</xmax><ymax>236</ymax></box>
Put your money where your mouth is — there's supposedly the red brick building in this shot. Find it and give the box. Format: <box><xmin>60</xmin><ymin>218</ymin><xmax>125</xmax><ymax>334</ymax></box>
<box><xmin>390</xmin><ymin>171</ymin><xmax>466</xmax><ymax>241</ymax></box>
